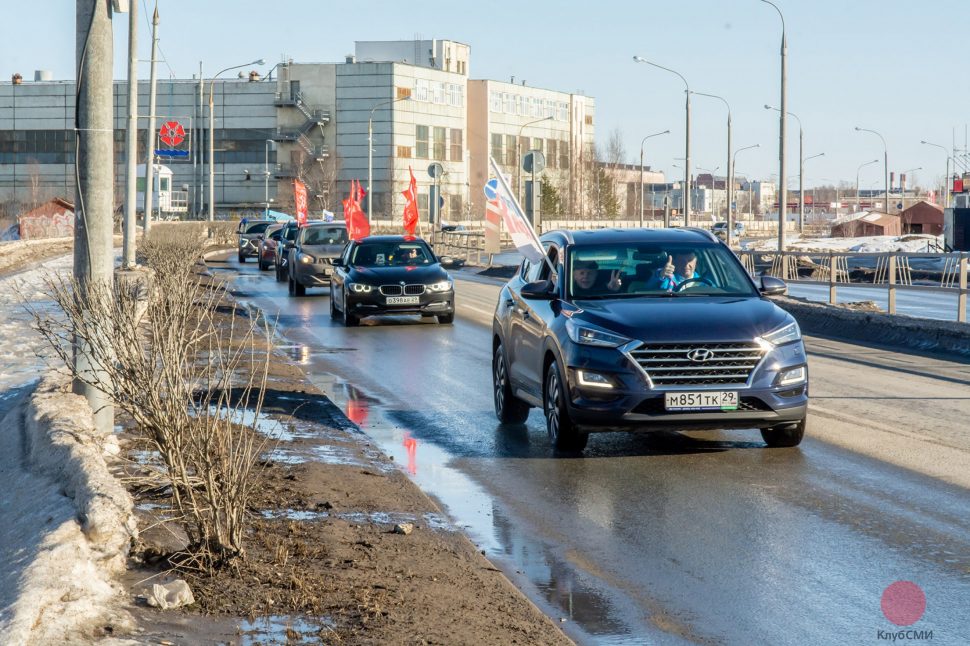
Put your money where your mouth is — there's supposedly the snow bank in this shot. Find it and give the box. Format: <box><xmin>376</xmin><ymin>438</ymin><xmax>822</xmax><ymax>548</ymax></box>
<box><xmin>744</xmin><ymin>234</ymin><xmax>942</xmax><ymax>253</ymax></box>
<box><xmin>0</xmin><ymin>379</ymin><xmax>136</xmax><ymax>644</ymax></box>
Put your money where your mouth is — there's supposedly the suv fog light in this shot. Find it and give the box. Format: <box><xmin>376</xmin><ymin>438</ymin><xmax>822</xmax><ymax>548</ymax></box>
<box><xmin>777</xmin><ymin>366</ymin><xmax>807</xmax><ymax>386</ymax></box>
<box><xmin>577</xmin><ymin>370</ymin><xmax>614</xmax><ymax>389</ymax></box>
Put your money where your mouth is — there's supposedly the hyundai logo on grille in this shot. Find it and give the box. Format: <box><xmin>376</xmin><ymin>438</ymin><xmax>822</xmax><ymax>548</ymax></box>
<box><xmin>686</xmin><ymin>348</ymin><xmax>714</xmax><ymax>362</ymax></box>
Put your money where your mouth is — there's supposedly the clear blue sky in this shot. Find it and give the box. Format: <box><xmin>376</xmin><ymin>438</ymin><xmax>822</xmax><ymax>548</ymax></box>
<box><xmin>3</xmin><ymin>0</ymin><xmax>967</xmax><ymax>190</ymax></box>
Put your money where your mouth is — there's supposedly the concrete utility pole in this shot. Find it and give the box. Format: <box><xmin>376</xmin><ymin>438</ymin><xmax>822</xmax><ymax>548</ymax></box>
<box><xmin>122</xmin><ymin>0</ymin><xmax>138</xmax><ymax>267</ymax></box>
<box><xmin>143</xmin><ymin>2</ymin><xmax>159</xmax><ymax>237</ymax></box>
<box><xmin>75</xmin><ymin>0</ymin><xmax>115</xmax><ymax>433</ymax></box>
<box><xmin>760</xmin><ymin>0</ymin><xmax>787</xmax><ymax>276</ymax></box>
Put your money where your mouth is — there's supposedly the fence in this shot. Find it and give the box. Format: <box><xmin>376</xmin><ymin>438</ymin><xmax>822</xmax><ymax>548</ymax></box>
<box><xmin>737</xmin><ymin>249</ymin><xmax>969</xmax><ymax>323</ymax></box>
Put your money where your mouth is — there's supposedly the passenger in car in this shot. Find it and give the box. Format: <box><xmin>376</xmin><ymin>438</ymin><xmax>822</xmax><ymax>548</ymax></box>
<box><xmin>650</xmin><ymin>251</ymin><xmax>700</xmax><ymax>290</ymax></box>
<box><xmin>571</xmin><ymin>260</ymin><xmax>623</xmax><ymax>298</ymax></box>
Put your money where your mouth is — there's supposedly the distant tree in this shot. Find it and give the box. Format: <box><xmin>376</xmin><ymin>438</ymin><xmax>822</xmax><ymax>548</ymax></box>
<box><xmin>539</xmin><ymin>174</ymin><xmax>564</xmax><ymax>217</ymax></box>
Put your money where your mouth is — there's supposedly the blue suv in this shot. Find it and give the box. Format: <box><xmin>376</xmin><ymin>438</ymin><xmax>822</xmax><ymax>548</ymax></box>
<box><xmin>491</xmin><ymin>228</ymin><xmax>808</xmax><ymax>452</ymax></box>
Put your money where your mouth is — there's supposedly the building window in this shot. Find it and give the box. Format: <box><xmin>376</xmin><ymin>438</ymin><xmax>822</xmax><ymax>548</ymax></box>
<box><xmin>491</xmin><ymin>133</ymin><xmax>503</xmax><ymax>160</ymax></box>
<box><xmin>396</xmin><ymin>146</ymin><xmax>412</xmax><ymax>158</ymax></box>
<box><xmin>503</xmin><ymin>92</ymin><xmax>514</xmax><ymax>114</ymax></box>
<box><xmin>450</xmin><ymin>129</ymin><xmax>462</xmax><ymax>162</ymax></box>
<box><xmin>505</xmin><ymin>135</ymin><xmax>516</xmax><ymax>166</ymax></box>
<box><xmin>518</xmin><ymin>136</ymin><xmax>529</xmax><ymax>160</ymax></box>
<box><xmin>546</xmin><ymin>139</ymin><xmax>557</xmax><ymax>169</ymax></box>
<box><xmin>449</xmin><ymin>194</ymin><xmax>462</xmax><ymax>216</ymax></box>
<box><xmin>433</xmin><ymin>126</ymin><xmax>447</xmax><ymax>160</ymax></box>
<box><xmin>396</xmin><ymin>86</ymin><xmax>412</xmax><ymax>100</ymax></box>
<box><xmin>560</xmin><ymin>140</ymin><xmax>569</xmax><ymax>170</ymax></box>
<box><xmin>415</xmin><ymin>79</ymin><xmax>430</xmax><ymax>102</ymax></box>
<box><xmin>558</xmin><ymin>102</ymin><xmax>569</xmax><ymax>121</ymax></box>
<box><xmin>532</xmin><ymin>138</ymin><xmax>543</xmax><ymax>153</ymax></box>
<box><xmin>585</xmin><ymin>115</ymin><xmax>593</xmax><ymax>125</ymax></box>
<box><xmin>490</xmin><ymin>91</ymin><xmax>502</xmax><ymax>113</ymax></box>
<box><xmin>416</xmin><ymin>125</ymin><xmax>429</xmax><ymax>159</ymax></box>
<box><xmin>531</xmin><ymin>97</ymin><xmax>540</xmax><ymax>118</ymax></box>
<box><xmin>418</xmin><ymin>193</ymin><xmax>429</xmax><ymax>218</ymax></box>
<box><xmin>433</xmin><ymin>82</ymin><xmax>445</xmax><ymax>104</ymax></box>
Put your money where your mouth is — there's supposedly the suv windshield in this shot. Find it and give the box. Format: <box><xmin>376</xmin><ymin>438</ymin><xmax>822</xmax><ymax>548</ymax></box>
<box><xmin>243</xmin><ymin>222</ymin><xmax>271</xmax><ymax>235</ymax></box>
<box><xmin>350</xmin><ymin>241</ymin><xmax>434</xmax><ymax>267</ymax></box>
<box><xmin>568</xmin><ymin>243</ymin><xmax>757</xmax><ymax>299</ymax></box>
<box><xmin>302</xmin><ymin>226</ymin><xmax>348</xmax><ymax>245</ymax></box>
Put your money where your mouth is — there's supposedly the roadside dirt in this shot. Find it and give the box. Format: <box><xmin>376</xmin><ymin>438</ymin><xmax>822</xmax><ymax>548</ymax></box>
<box><xmin>119</xmin><ymin>268</ymin><xmax>571</xmax><ymax>644</ymax></box>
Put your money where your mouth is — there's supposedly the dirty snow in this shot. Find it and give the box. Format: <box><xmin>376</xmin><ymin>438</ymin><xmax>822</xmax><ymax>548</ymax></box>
<box><xmin>0</xmin><ymin>252</ymin><xmax>131</xmax><ymax>643</ymax></box>
<box><xmin>743</xmin><ymin>233</ymin><xmax>944</xmax><ymax>253</ymax></box>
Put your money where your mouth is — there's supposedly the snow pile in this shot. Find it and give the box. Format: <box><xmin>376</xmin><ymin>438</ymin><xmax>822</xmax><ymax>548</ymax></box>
<box><xmin>744</xmin><ymin>234</ymin><xmax>943</xmax><ymax>253</ymax></box>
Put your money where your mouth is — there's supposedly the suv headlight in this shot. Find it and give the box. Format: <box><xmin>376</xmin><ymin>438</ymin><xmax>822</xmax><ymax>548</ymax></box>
<box><xmin>427</xmin><ymin>280</ymin><xmax>453</xmax><ymax>293</ymax></box>
<box><xmin>758</xmin><ymin>320</ymin><xmax>801</xmax><ymax>347</ymax></box>
<box><xmin>565</xmin><ymin>319</ymin><xmax>631</xmax><ymax>348</ymax></box>
<box><xmin>299</xmin><ymin>253</ymin><xmax>316</xmax><ymax>264</ymax></box>
<box><xmin>349</xmin><ymin>282</ymin><xmax>373</xmax><ymax>293</ymax></box>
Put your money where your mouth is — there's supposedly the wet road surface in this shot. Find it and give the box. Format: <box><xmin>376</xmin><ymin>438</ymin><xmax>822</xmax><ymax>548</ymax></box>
<box><xmin>212</xmin><ymin>254</ymin><xmax>970</xmax><ymax>645</ymax></box>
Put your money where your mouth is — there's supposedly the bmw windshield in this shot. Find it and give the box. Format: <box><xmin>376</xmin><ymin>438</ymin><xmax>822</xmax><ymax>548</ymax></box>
<box><xmin>567</xmin><ymin>243</ymin><xmax>758</xmax><ymax>299</ymax></box>
<box><xmin>350</xmin><ymin>241</ymin><xmax>434</xmax><ymax>267</ymax></box>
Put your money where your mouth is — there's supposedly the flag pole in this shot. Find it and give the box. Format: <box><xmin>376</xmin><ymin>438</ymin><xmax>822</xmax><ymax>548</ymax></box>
<box><xmin>488</xmin><ymin>156</ymin><xmax>557</xmax><ymax>276</ymax></box>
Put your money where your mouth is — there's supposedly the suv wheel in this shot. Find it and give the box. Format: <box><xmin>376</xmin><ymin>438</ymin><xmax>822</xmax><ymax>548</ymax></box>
<box><xmin>493</xmin><ymin>343</ymin><xmax>529</xmax><ymax>424</ymax></box>
<box><xmin>258</xmin><ymin>257</ymin><xmax>268</xmax><ymax>271</ymax></box>
<box><xmin>293</xmin><ymin>279</ymin><xmax>305</xmax><ymax>297</ymax></box>
<box><xmin>544</xmin><ymin>360</ymin><xmax>588</xmax><ymax>452</ymax></box>
<box><xmin>342</xmin><ymin>290</ymin><xmax>359</xmax><ymax>327</ymax></box>
<box><xmin>238</xmin><ymin>252</ymin><xmax>246</xmax><ymax>263</ymax></box>
<box><xmin>760</xmin><ymin>418</ymin><xmax>806</xmax><ymax>448</ymax></box>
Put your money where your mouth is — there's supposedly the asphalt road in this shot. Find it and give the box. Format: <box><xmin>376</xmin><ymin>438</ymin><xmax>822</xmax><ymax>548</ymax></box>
<box><xmin>212</xmin><ymin>254</ymin><xmax>970</xmax><ymax>645</ymax></box>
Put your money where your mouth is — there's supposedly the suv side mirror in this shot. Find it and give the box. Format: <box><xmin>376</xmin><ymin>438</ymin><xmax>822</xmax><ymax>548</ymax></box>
<box><xmin>760</xmin><ymin>275</ymin><xmax>787</xmax><ymax>296</ymax></box>
<box><xmin>521</xmin><ymin>279</ymin><xmax>556</xmax><ymax>300</ymax></box>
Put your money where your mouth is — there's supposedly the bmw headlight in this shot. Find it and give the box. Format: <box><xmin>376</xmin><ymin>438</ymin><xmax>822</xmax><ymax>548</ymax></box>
<box><xmin>349</xmin><ymin>282</ymin><xmax>373</xmax><ymax>293</ymax></box>
<box><xmin>427</xmin><ymin>280</ymin><xmax>453</xmax><ymax>293</ymax></box>
<box><xmin>758</xmin><ymin>320</ymin><xmax>801</xmax><ymax>348</ymax></box>
<box><xmin>565</xmin><ymin>319</ymin><xmax>631</xmax><ymax>348</ymax></box>
<box><xmin>299</xmin><ymin>253</ymin><xmax>316</xmax><ymax>264</ymax></box>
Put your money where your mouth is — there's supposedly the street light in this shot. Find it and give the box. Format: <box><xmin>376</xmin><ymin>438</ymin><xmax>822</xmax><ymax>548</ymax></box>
<box><xmin>697</xmin><ymin>165</ymin><xmax>719</xmax><ymax>220</ymax></box>
<box><xmin>639</xmin><ymin>129</ymin><xmax>670</xmax><ymax>227</ymax></box>
<box><xmin>633</xmin><ymin>55</ymin><xmax>692</xmax><ymax>225</ymax></box>
<box><xmin>693</xmin><ymin>92</ymin><xmax>732</xmax><ymax>229</ymax></box>
<box><xmin>855</xmin><ymin>126</ymin><xmax>889</xmax><ymax>213</ymax></box>
<box><xmin>209</xmin><ymin>58</ymin><xmax>265</xmax><ymax>222</ymax></box>
<box><xmin>759</xmin><ymin>0</ymin><xmax>788</xmax><ymax>275</ymax></box>
<box><xmin>368</xmin><ymin>95</ymin><xmax>412</xmax><ymax>224</ymax></box>
<box><xmin>264</xmin><ymin>139</ymin><xmax>274</xmax><ymax>215</ymax></box>
<box><xmin>731</xmin><ymin>143</ymin><xmax>760</xmax><ymax>247</ymax></box>
<box><xmin>766</xmin><ymin>104</ymin><xmax>811</xmax><ymax>233</ymax></box>
<box><xmin>920</xmin><ymin>140</ymin><xmax>950</xmax><ymax>208</ymax></box>
<box><xmin>856</xmin><ymin>158</ymin><xmax>879</xmax><ymax>211</ymax></box>
<box><xmin>515</xmin><ymin>115</ymin><xmax>554</xmax><ymax>208</ymax></box>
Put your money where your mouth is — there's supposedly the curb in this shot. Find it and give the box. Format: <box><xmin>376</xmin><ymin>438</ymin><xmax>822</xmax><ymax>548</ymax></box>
<box><xmin>771</xmin><ymin>295</ymin><xmax>970</xmax><ymax>358</ymax></box>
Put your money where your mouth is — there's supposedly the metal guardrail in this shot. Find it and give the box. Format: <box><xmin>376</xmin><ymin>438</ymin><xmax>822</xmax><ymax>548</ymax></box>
<box><xmin>737</xmin><ymin>250</ymin><xmax>969</xmax><ymax>323</ymax></box>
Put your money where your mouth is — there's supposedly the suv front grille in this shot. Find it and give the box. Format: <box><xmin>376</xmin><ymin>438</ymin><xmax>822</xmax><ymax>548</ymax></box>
<box><xmin>628</xmin><ymin>342</ymin><xmax>765</xmax><ymax>388</ymax></box>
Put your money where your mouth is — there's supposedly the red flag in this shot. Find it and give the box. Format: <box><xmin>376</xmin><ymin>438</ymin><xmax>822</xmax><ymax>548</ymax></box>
<box><xmin>342</xmin><ymin>180</ymin><xmax>370</xmax><ymax>241</ymax></box>
<box><xmin>402</xmin><ymin>166</ymin><xmax>419</xmax><ymax>236</ymax></box>
<box><xmin>293</xmin><ymin>179</ymin><xmax>309</xmax><ymax>226</ymax></box>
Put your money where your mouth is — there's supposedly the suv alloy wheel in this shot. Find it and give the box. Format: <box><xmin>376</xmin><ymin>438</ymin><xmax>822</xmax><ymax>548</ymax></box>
<box><xmin>544</xmin><ymin>360</ymin><xmax>589</xmax><ymax>452</ymax></box>
<box><xmin>493</xmin><ymin>343</ymin><xmax>529</xmax><ymax>424</ymax></box>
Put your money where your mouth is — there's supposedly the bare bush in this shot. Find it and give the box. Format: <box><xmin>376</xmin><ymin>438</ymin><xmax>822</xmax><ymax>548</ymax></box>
<box><xmin>145</xmin><ymin>221</ymin><xmax>238</xmax><ymax>249</ymax></box>
<box><xmin>28</xmin><ymin>244</ymin><xmax>272</xmax><ymax>571</ymax></box>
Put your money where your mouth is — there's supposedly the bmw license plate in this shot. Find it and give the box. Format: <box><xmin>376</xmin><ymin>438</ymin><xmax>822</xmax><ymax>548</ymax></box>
<box><xmin>664</xmin><ymin>391</ymin><xmax>738</xmax><ymax>411</ymax></box>
<box><xmin>386</xmin><ymin>295</ymin><xmax>420</xmax><ymax>305</ymax></box>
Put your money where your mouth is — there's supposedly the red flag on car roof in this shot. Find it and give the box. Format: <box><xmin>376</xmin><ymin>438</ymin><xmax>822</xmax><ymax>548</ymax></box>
<box><xmin>402</xmin><ymin>166</ymin><xmax>419</xmax><ymax>236</ymax></box>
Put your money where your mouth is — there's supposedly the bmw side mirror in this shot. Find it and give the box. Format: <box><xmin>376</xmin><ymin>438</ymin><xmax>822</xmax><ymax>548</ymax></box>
<box><xmin>521</xmin><ymin>279</ymin><xmax>556</xmax><ymax>300</ymax></box>
<box><xmin>760</xmin><ymin>275</ymin><xmax>787</xmax><ymax>296</ymax></box>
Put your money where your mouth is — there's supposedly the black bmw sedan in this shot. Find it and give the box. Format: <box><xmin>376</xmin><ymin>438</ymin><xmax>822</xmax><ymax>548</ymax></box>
<box><xmin>491</xmin><ymin>227</ymin><xmax>808</xmax><ymax>452</ymax></box>
<box><xmin>330</xmin><ymin>235</ymin><xmax>455</xmax><ymax>326</ymax></box>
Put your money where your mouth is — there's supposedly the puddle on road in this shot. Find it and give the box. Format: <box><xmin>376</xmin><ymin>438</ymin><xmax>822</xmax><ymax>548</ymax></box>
<box><xmin>259</xmin><ymin>508</ymin><xmax>454</xmax><ymax>530</ymax></box>
<box><xmin>238</xmin><ymin>614</ymin><xmax>335</xmax><ymax>645</ymax></box>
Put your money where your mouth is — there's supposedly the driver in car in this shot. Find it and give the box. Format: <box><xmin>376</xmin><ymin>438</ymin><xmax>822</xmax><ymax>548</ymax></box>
<box><xmin>651</xmin><ymin>251</ymin><xmax>700</xmax><ymax>291</ymax></box>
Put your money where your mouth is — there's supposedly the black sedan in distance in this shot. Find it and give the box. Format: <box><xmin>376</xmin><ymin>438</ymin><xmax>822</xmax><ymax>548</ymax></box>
<box><xmin>330</xmin><ymin>236</ymin><xmax>455</xmax><ymax>326</ymax></box>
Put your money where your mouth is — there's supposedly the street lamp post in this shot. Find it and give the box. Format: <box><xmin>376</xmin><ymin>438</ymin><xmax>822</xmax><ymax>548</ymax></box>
<box><xmin>693</xmin><ymin>92</ymin><xmax>731</xmax><ymax>229</ymax></box>
<box><xmin>639</xmin><ymin>129</ymin><xmax>670</xmax><ymax>227</ymax></box>
<box><xmin>368</xmin><ymin>95</ymin><xmax>411</xmax><ymax>225</ymax></box>
<box><xmin>264</xmin><ymin>139</ymin><xmax>273</xmax><ymax>215</ymax></box>
<box><xmin>209</xmin><ymin>59</ymin><xmax>265</xmax><ymax>223</ymax></box>
<box><xmin>856</xmin><ymin>158</ymin><xmax>879</xmax><ymax>211</ymax></box>
<box><xmin>731</xmin><ymin>143</ymin><xmax>760</xmax><ymax>247</ymax></box>
<box><xmin>515</xmin><ymin>115</ymin><xmax>554</xmax><ymax>209</ymax></box>
<box><xmin>760</xmin><ymin>0</ymin><xmax>787</xmax><ymax>276</ymax></box>
<box><xmin>921</xmin><ymin>140</ymin><xmax>950</xmax><ymax>208</ymax></box>
<box><xmin>634</xmin><ymin>56</ymin><xmax>691</xmax><ymax>225</ymax></box>
<box><xmin>855</xmin><ymin>126</ymin><xmax>889</xmax><ymax>213</ymax></box>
